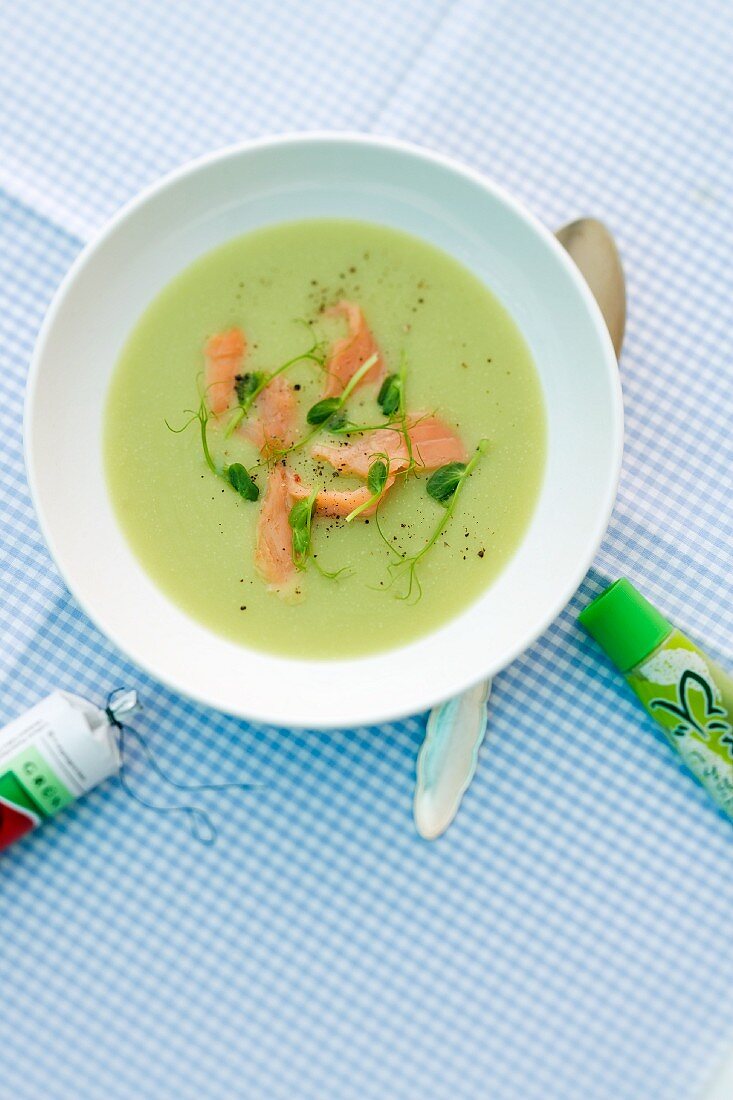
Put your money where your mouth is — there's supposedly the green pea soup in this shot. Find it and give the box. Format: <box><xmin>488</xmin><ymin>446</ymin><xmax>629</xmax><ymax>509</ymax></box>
<box><xmin>104</xmin><ymin>219</ymin><xmax>546</xmax><ymax>658</ymax></box>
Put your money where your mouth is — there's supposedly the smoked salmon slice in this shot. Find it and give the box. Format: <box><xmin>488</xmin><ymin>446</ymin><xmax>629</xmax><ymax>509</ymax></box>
<box><xmin>289</xmin><ymin>470</ymin><xmax>396</xmax><ymax>520</ymax></box>
<box><xmin>322</xmin><ymin>301</ymin><xmax>384</xmax><ymax>398</ymax></box>
<box><xmin>312</xmin><ymin>415</ymin><xmax>467</xmax><ymax>478</ymax></box>
<box><xmin>254</xmin><ymin>465</ymin><xmax>300</xmax><ymax>594</ymax></box>
<box><xmin>242</xmin><ymin>375</ymin><xmax>297</xmax><ymax>457</ymax></box>
<box><xmin>312</xmin><ymin>427</ymin><xmax>408</xmax><ymax>478</ymax></box>
<box><xmin>313</xmin><ymin>478</ymin><xmax>395</xmax><ymax>518</ymax></box>
<box><xmin>204</xmin><ymin>328</ymin><xmax>246</xmax><ymax>415</ymax></box>
<box><xmin>408</xmin><ymin>414</ymin><xmax>468</xmax><ymax>469</ymax></box>
<box><xmin>308</xmin><ymin>415</ymin><xmax>465</xmax><ymax>520</ymax></box>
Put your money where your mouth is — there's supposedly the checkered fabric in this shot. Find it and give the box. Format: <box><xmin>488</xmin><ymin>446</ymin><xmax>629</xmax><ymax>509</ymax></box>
<box><xmin>0</xmin><ymin>2</ymin><xmax>731</xmax><ymax>1098</ymax></box>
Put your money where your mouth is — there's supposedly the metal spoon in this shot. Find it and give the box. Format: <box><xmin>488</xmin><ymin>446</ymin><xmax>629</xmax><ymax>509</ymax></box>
<box><xmin>413</xmin><ymin>218</ymin><xmax>626</xmax><ymax>839</ymax></box>
<box><xmin>555</xmin><ymin>218</ymin><xmax>626</xmax><ymax>357</ymax></box>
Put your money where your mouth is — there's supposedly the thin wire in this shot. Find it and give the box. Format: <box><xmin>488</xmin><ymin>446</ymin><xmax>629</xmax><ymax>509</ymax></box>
<box><xmin>106</xmin><ymin>691</ymin><xmax>262</xmax><ymax>845</ymax></box>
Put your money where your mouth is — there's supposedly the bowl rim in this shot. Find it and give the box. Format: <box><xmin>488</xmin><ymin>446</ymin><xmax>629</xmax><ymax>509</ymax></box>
<box><xmin>24</xmin><ymin>131</ymin><xmax>624</xmax><ymax>728</ymax></box>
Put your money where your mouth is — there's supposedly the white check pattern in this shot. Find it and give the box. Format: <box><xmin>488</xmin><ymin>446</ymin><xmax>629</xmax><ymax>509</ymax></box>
<box><xmin>0</xmin><ymin>2</ymin><xmax>731</xmax><ymax>1098</ymax></box>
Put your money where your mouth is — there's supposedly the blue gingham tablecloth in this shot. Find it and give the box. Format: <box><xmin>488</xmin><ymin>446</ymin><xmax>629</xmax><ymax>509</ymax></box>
<box><xmin>1</xmin><ymin>3</ymin><xmax>732</xmax><ymax>1098</ymax></box>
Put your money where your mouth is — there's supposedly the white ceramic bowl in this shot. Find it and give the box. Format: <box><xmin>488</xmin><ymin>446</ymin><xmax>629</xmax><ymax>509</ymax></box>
<box><xmin>25</xmin><ymin>135</ymin><xmax>623</xmax><ymax>729</ymax></box>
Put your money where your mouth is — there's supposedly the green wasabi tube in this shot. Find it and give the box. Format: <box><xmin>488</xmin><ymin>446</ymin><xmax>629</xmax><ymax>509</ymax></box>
<box><xmin>579</xmin><ymin>579</ymin><xmax>733</xmax><ymax>820</ymax></box>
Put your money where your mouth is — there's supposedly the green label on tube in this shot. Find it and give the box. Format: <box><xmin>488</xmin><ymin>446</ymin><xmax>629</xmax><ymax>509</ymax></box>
<box><xmin>10</xmin><ymin>745</ymin><xmax>74</xmax><ymax>817</ymax></box>
<box><xmin>627</xmin><ymin>630</ymin><xmax>733</xmax><ymax>818</ymax></box>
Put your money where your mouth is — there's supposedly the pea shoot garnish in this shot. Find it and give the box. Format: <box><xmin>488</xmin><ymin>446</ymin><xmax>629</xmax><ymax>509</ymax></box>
<box><xmin>166</xmin><ymin>397</ymin><xmax>218</xmax><ymax>475</ymax></box>
<box><xmin>377</xmin><ymin>439</ymin><xmax>490</xmax><ymax>601</ymax></box>
<box><xmin>377</xmin><ymin>372</ymin><xmax>402</xmax><ymax>417</ymax></box>
<box><xmin>289</xmin><ymin>495</ymin><xmax>316</xmax><ymax>570</ymax></box>
<box><xmin>225</xmin><ymin>337</ymin><xmax>325</xmax><ymax>438</ymax></box>
<box><xmin>425</xmin><ymin>462</ymin><xmax>467</xmax><ymax>505</ymax></box>
<box><xmin>327</xmin><ymin>417</ymin><xmax>391</xmax><ymax>435</ymax></box>
<box><xmin>396</xmin><ymin>353</ymin><xmax>417</xmax><ymax>475</ymax></box>
<box><xmin>306</xmin><ymin>397</ymin><xmax>341</xmax><ymax>426</ymax></box>
<box><xmin>226</xmin><ymin>462</ymin><xmax>259</xmax><ymax>502</ymax></box>
<box><xmin>326</xmin><ymin>354</ymin><xmax>416</xmax><ymax>482</ymax></box>
<box><xmin>345</xmin><ymin>456</ymin><xmax>390</xmax><ymax>522</ymax></box>
<box><xmin>306</xmin><ymin>353</ymin><xmax>379</xmax><ymax>426</ymax></box>
<box><xmin>289</xmin><ymin>493</ymin><xmax>351</xmax><ymax>579</ymax></box>
<box><xmin>234</xmin><ymin>371</ymin><xmax>265</xmax><ymax>406</ymax></box>
<box><xmin>380</xmin><ymin>350</ymin><xmax>415</xmax><ymax>475</ymax></box>
<box><xmin>269</xmin><ymin>352</ymin><xmax>380</xmax><ymax>464</ymax></box>
<box><xmin>166</xmin><ymin>397</ymin><xmax>259</xmax><ymax>501</ymax></box>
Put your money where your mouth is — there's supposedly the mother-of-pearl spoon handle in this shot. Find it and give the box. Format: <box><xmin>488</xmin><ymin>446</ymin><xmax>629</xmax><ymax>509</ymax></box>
<box><xmin>414</xmin><ymin>220</ymin><xmax>626</xmax><ymax>840</ymax></box>
<box><xmin>414</xmin><ymin>679</ymin><xmax>491</xmax><ymax>839</ymax></box>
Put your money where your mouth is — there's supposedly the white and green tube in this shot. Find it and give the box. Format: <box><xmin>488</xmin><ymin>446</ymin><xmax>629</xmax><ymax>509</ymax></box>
<box><xmin>580</xmin><ymin>579</ymin><xmax>733</xmax><ymax>821</ymax></box>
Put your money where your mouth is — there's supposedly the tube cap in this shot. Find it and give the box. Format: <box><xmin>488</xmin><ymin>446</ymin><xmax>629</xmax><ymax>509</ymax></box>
<box><xmin>578</xmin><ymin>578</ymin><xmax>673</xmax><ymax>673</ymax></box>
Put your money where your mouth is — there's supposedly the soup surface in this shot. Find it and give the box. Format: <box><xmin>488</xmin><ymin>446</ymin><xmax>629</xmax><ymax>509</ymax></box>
<box><xmin>105</xmin><ymin>219</ymin><xmax>545</xmax><ymax>658</ymax></box>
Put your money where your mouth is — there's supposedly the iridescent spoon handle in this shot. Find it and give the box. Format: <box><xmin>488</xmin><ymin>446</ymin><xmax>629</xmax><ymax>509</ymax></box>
<box><xmin>414</xmin><ymin>220</ymin><xmax>626</xmax><ymax>839</ymax></box>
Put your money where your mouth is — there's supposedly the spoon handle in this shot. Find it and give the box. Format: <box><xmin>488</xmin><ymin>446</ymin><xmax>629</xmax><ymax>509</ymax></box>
<box><xmin>555</xmin><ymin>218</ymin><xmax>626</xmax><ymax>359</ymax></box>
<box><xmin>414</xmin><ymin>680</ymin><xmax>491</xmax><ymax>840</ymax></box>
